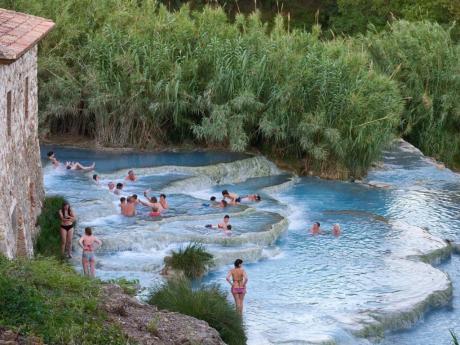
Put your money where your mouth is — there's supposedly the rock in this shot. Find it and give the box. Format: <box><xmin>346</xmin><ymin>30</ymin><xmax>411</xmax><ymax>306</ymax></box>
<box><xmin>0</xmin><ymin>328</ymin><xmax>43</xmax><ymax>345</ymax></box>
<box><xmin>101</xmin><ymin>284</ymin><xmax>226</xmax><ymax>345</ymax></box>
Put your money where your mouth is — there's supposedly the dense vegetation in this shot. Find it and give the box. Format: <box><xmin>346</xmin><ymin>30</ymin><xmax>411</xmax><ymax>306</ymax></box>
<box><xmin>35</xmin><ymin>196</ymin><xmax>65</xmax><ymax>257</ymax></box>
<box><xmin>149</xmin><ymin>278</ymin><xmax>247</xmax><ymax>345</ymax></box>
<box><xmin>0</xmin><ymin>256</ymin><xmax>129</xmax><ymax>345</ymax></box>
<box><xmin>166</xmin><ymin>243</ymin><xmax>214</xmax><ymax>279</ymax></box>
<box><xmin>1</xmin><ymin>0</ymin><xmax>458</xmax><ymax>176</ymax></box>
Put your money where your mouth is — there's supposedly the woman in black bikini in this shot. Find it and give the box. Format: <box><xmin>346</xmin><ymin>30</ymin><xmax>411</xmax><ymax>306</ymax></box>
<box><xmin>59</xmin><ymin>202</ymin><xmax>76</xmax><ymax>258</ymax></box>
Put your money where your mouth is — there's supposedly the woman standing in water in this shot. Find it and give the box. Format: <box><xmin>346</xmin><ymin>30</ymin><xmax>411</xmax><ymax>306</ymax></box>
<box><xmin>226</xmin><ymin>259</ymin><xmax>248</xmax><ymax>315</ymax></box>
<box><xmin>59</xmin><ymin>201</ymin><xmax>76</xmax><ymax>258</ymax></box>
<box><xmin>78</xmin><ymin>227</ymin><xmax>102</xmax><ymax>277</ymax></box>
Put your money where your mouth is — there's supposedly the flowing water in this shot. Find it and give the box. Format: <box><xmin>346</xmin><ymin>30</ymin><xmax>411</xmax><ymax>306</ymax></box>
<box><xmin>41</xmin><ymin>142</ymin><xmax>460</xmax><ymax>345</ymax></box>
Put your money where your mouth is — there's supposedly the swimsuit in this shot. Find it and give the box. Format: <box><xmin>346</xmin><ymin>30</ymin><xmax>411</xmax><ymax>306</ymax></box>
<box><xmin>235</xmin><ymin>197</ymin><xmax>241</xmax><ymax>203</ymax></box>
<box><xmin>61</xmin><ymin>224</ymin><xmax>73</xmax><ymax>231</ymax></box>
<box><xmin>231</xmin><ymin>287</ymin><xmax>246</xmax><ymax>294</ymax></box>
<box><xmin>149</xmin><ymin>211</ymin><xmax>161</xmax><ymax>217</ymax></box>
<box><xmin>231</xmin><ymin>269</ymin><xmax>246</xmax><ymax>294</ymax></box>
<box><xmin>82</xmin><ymin>251</ymin><xmax>95</xmax><ymax>261</ymax></box>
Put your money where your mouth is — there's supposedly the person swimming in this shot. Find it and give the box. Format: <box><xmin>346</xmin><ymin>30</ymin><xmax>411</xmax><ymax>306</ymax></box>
<box><xmin>92</xmin><ymin>174</ymin><xmax>99</xmax><ymax>184</ymax></box>
<box><xmin>47</xmin><ymin>151</ymin><xmax>60</xmax><ymax>167</ymax></box>
<box><xmin>206</xmin><ymin>215</ymin><xmax>232</xmax><ymax>231</ymax></box>
<box><xmin>222</xmin><ymin>190</ymin><xmax>241</xmax><ymax>205</ymax></box>
<box><xmin>65</xmin><ymin>161</ymin><xmax>96</xmax><ymax>171</ymax></box>
<box><xmin>310</xmin><ymin>221</ymin><xmax>321</xmax><ymax>235</ymax></box>
<box><xmin>114</xmin><ymin>182</ymin><xmax>124</xmax><ymax>195</ymax></box>
<box><xmin>226</xmin><ymin>259</ymin><xmax>248</xmax><ymax>315</ymax></box>
<box><xmin>78</xmin><ymin>227</ymin><xmax>102</xmax><ymax>277</ymax></box>
<box><xmin>332</xmin><ymin>223</ymin><xmax>341</xmax><ymax>237</ymax></box>
<box><xmin>125</xmin><ymin>170</ymin><xmax>137</xmax><ymax>182</ymax></box>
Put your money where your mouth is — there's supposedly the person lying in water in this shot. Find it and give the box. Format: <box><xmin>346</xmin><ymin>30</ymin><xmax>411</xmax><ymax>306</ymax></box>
<box><xmin>222</xmin><ymin>190</ymin><xmax>241</xmax><ymax>205</ymax></box>
<box><xmin>65</xmin><ymin>161</ymin><xmax>96</xmax><ymax>171</ymax></box>
<box><xmin>125</xmin><ymin>170</ymin><xmax>137</xmax><ymax>182</ymax></box>
<box><xmin>241</xmin><ymin>194</ymin><xmax>261</xmax><ymax>202</ymax></box>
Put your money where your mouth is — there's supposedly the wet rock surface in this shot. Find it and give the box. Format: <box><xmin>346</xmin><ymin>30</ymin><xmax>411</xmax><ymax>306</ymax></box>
<box><xmin>101</xmin><ymin>284</ymin><xmax>226</xmax><ymax>345</ymax></box>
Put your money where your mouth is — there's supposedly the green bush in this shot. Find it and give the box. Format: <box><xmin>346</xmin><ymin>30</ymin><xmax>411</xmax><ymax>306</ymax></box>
<box><xmin>0</xmin><ymin>256</ymin><xmax>130</xmax><ymax>345</ymax></box>
<box><xmin>167</xmin><ymin>243</ymin><xmax>214</xmax><ymax>279</ymax></box>
<box><xmin>149</xmin><ymin>278</ymin><xmax>246</xmax><ymax>345</ymax></box>
<box><xmin>107</xmin><ymin>278</ymin><xmax>140</xmax><ymax>296</ymax></box>
<box><xmin>35</xmin><ymin>196</ymin><xmax>66</xmax><ymax>257</ymax></box>
<box><xmin>365</xmin><ymin>20</ymin><xmax>460</xmax><ymax>167</ymax></box>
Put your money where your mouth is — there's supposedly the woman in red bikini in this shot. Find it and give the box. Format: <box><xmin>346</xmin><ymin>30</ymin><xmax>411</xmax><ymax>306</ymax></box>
<box><xmin>226</xmin><ymin>259</ymin><xmax>248</xmax><ymax>315</ymax></box>
<box><xmin>59</xmin><ymin>201</ymin><xmax>76</xmax><ymax>258</ymax></box>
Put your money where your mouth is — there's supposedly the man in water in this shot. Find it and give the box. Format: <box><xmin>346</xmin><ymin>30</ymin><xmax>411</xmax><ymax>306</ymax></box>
<box><xmin>141</xmin><ymin>191</ymin><xmax>164</xmax><ymax>213</ymax></box>
<box><xmin>332</xmin><ymin>223</ymin><xmax>341</xmax><ymax>237</ymax></box>
<box><xmin>92</xmin><ymin>174</ymin><xmax>99</xmax><ymax>184</ymax></box>
<box><xmin>123</xmin><ymin>197</ymin><xmax>136</xmax><ymax>217</ymax></box>
<box><xmin>159</xmin><ymin>194</ymin><xmax>168</xmax><ymax>209</ymax></box>
<box><xmin>47</xmin><ymin>151</ymin><xmax>60</xmax><ymax>167</ymax></box>
<box><xmin>119</xmin><ymin>197</ymin><xmax>127</xmax><ymax>214</ymax></box>
<box><xmin>114</xmin><ymin>183</ymin><xmax>124</xmax><ymax>195</ymax></box>
<box><xmin>222</xmin><ymin>190</ymin><xmax>241</xmax><ymax>205</ymax></box>
<box><xmin>108</xmin><ymin>181</ymin><xmax>115</xmax><ymax>192</ymax></box>
<box><xmin>310</xmin><ymin>222</ymin><xmax>321</xmax><ymax>235</ymax></box>
<box><xmin>125</xmin><ymin>170</ymin><xmax>137</xmax><ymax>182</ymax></box>
<box><xmin>65</xmin><ymin>161</ymin><xmax>96</xmax><ymax>171</ymax></box>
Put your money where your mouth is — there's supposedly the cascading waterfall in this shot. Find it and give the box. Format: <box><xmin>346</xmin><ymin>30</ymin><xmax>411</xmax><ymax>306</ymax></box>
<box><xmin>41</xmin><ymin>141</ymin><xmax>460</xmax><ymax>345</ymax></box>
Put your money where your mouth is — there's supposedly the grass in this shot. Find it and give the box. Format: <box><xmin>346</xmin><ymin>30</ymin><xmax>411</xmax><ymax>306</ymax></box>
<box><xmin>167</xmin><ymin>243</ymin><xmax>214</xmax><ymax>279</ymax></box>
<box><xmin>148</xmin><ymin>278</ymin><xmax>246</xmax><ymax>345</ymax></box>
<box><xmin>35</xmin><ymin>196</ymin><xmax>66</xmax><ymax>257</ymax></box>
<box><xmin>451</xmin><ymin>330</ymin><xmax>459</xmax><ymax>345</ymax></box>
<box><xmin>106</xmin><ymin>278</ymin><xmax>140</xmax><ymax>296</ymax></box>
<box><xmin>0</xmin><ymin>256</ymin><xmax>130</xmax><ymax>345</ymax></box>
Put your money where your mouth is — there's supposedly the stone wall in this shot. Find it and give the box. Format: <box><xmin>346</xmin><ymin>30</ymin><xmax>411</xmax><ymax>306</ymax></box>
<box><xmin>0</xmin><ymin>46</ymin><xmax>44</xmax><ymax>258</ymax></box>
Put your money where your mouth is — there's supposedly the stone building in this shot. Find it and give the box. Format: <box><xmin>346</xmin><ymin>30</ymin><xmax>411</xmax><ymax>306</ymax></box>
<box><xmin>0</xmin><ymin>9</ymin><xmax>54</xmax><ymax>258</ymax></box>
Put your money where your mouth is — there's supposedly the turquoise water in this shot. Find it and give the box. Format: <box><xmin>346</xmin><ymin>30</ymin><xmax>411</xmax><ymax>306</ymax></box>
<box><xmin>42</xmin><ymin>141</ymin><xmax>460</xmax><ymax>344</ymax></box>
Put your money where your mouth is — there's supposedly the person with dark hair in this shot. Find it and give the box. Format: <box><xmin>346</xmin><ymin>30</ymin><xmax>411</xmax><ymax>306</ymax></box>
<box><xmin>142</xmin><ymin>190</ymin><xmax>164</xmax><ymax>213</ymax></box>
<box><xmin>205</xmin><ymin>215</ymin><xmax>231</xmax><ymax>231</ymax></box>
<box><xmin>125</xmin><ymin>170</ymin><xmax>137</xmax><ymax>182</ymax></box>
<box><xmin>92</xmin><ymin>174</ymin><xmax>99</xmax><ymax>183</ymax></box>
<box><xmin>310</xmin><ymin>222</ymin><xmax>321</xmax><ymax>235</ymax></box>
<box><xmin>226</xmin><ymin>259</ymin><xmax>248</xmax><ymax>315</ymax></box>
<box><xmin>122</xmin><ymin>197</ymin><xmax>136</xmax><ymax>217</ymax></box>
<box><xmin>114</xmin><ymin>182</ymin><xmax>124</xmax><ymax>195</ymax></box>
<box><xmin>211</xmin><ymin>199</ymin><xmax>228</xmax><ymax>208</ymax></box>
<box><xmin>47</xmin><ymin>151</ymin><xmax>59</xmax><ymax>167</ymax></box>
<box><xmin>58</xmin><ymin>201</ymin><xmax>76</xmax><ymax>258</ymax></box>
<box><xmin>78</xmin><ymin>227</ymin><xmax>102</xmax><ymax>277</ymax></box>
<box><xmin>159</xmin><ymin>194</ymin><xmax>168</xmax><ymax>209</ymax></box>
<box><xmin>222</xmin><ymin>190</ymin><xmax>241</xmax><ymax>205</ymax></box>
<box><xmin>210</xmin><ymin>196</ymin><xmax>217</xmax><ymax>202</ymax></box>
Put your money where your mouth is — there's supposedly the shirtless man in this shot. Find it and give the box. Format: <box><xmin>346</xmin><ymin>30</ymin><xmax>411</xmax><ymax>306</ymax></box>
<box><xmin>47</xmin><ymin>151</ymin><xmax>60</xmax><ymax>167</ymax></box>
<box><xmin>119</xmin><ymin>197</ymin><xmax>127</xmax><ymax>214</ymax></box>
<box><xmin>214</xmin><ymin>200</ymin><xmax>228</xmax><ymax>208</ymax></box>
<box><xmin>310</xmin><ymin>222</ymin><xmax>321</xmax><ymax>235</ymax></box>
<box><xmin>159</xmin><ymin>194</ymin><xmax>169</xmax><ymax>209</ymax></box>
<box><xmin>222</xmin><ymin>190</ymin><xmax>241</xmax><ymax>205</ymax></box>
<box><xmin>125</xmin><ymin>170</ymin><xmax>137</xmax><ymax>182</ymax></box>
<box><xmin>65</xmin><ymin>161</ymin><xmax>96</xmax><ymax>171</ymax></box>
<box><xmin>122</xmin><ymin>197</ymin><xmax>136</xmax><ymax>217</ymax></box>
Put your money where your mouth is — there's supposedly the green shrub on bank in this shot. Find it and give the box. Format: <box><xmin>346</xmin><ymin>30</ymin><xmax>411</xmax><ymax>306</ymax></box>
<box><xmin>35</xmin><ymin>196</ymin><xmax>65</xmax><ymax>257</ymax></box>
<box><xmin>149</xmin><ymin>278</ymin><xmax>246</xmax><ymax>345</ymax></box>
<box><xmin>167</xmin><ymin>243</ymin><xmax>213</xmax><ymax>279</ymax></box>
<box><xmin>365</xmin><ymin>20</ymin><xmax>460</xmax><ymax>168</ymax></box>
<box><xmin>0</xmin><ymin>256</ymin><xmax>129</xmax><ymax>345</ymax></box>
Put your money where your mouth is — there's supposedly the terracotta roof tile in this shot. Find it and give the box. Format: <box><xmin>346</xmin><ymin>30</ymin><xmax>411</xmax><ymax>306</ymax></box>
<box><xmin>0</xmin><ymin>8</ymin><xmax>55</xmax><ymax>63</ymax></box>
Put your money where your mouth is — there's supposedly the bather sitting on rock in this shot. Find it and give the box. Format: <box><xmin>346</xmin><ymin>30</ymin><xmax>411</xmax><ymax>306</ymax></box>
<box><xmin>65</xmin><ymin>161</ymin><xmax>96</xmax><ymax>171</ymax></box>
<box><xmin>222</xmin><ymin>190</ymin><xmax>241</xmax><ymax>205</ymax></box>
<box><xmin>310</xmin><ymin>222</ymin><xmax>322</xmax><ymax>235</ymax></box>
